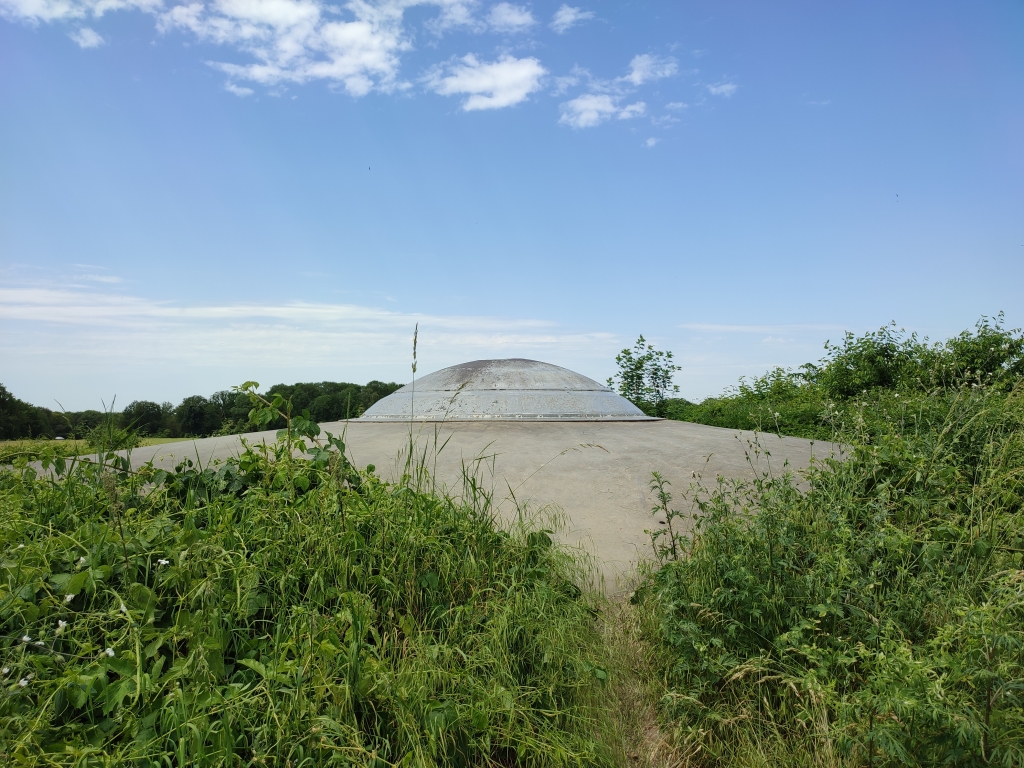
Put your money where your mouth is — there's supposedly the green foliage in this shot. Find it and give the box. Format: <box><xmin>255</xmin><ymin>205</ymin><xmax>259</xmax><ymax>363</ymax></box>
<box><xmin>608</xmin><ymin>336</ymin><xmax>681</xmax><ymax>417</ymax></box>
<box><xmin>639</xmin><ymin>328</ymin><xmax>1024</xmax><ymax>766</ymax></box>
<box><xmin>0</xmin><ymin>399</ymin><xmax>610</xmax><ymax>767</ymax></box>
<box><xmin>0</xmin><ymin>385</ymin><xmax>54</xmax><ymax>441</ymax></box>
<box><xmin>668</xmin><ymin>315</ymin><xmax>1024</xmax><ymax>441</ymax></box>
<box><xmin>265</xmin><ymin>380</ymin><xmax>402</xmax><ymax>426</ymax></box>
<box><xmin>0</xmin><ymin>381</ymin><xmax>402</xmax><ymax>441</ymax></box>
<box><xmin>175</xmin><ymin>395</ymin><xmax>222</xmax><ymax>438</ymax></box>
<box><xmin>122</xmin><ymin>401</ymin><xmax>165</xmax><ymax>436</ymax></box>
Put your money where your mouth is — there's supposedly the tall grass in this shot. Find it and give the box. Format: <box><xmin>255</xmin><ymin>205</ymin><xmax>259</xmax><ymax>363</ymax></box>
<box><xmin>635</xmin><ymin>321</ymin><xmax>1024</xmax><ymax>767</ymax></box>
<box><xmin>0</xmin><ymin>419</ymin><xmax>613</xmax><ymax>765</ymax></box>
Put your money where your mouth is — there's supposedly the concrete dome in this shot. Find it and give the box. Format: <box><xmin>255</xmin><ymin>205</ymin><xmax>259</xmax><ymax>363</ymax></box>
<box><xmin>360</xmin><ymin>358</ymin><xmax>653</xmax><ymax>421</ymax></box>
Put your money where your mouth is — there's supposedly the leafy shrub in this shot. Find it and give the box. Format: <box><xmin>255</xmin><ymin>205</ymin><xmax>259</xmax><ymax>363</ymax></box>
<box><xmin>640</xmin><ymin>346</ymin><xmax>1024</xmax><ymax>766</ymax></box>
<box><xmin>668</xmin><ymin>315</ymin><xmax>1024</xmax><ymax>442</ymax></box>
<box><xmin>0</xmin><ymin>397</ymin><xmax>610</xmax><ymax>766</ymax></box>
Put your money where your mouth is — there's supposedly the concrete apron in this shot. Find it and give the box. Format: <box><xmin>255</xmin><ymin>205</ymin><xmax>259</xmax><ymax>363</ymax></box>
<box><xmin>125</xmin><ymin>420</ymin><xmax>838</xmax><ymax>594</ymax></box>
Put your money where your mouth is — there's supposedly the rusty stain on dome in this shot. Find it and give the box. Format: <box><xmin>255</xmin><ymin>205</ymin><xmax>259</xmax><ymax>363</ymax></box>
<box><xmin>360</xmin><ymin>358</ymin><xmax>655</xmax><ymax>421</ymax></box>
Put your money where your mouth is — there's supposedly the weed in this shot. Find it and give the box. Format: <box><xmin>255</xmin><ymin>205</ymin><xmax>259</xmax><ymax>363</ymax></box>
<box><xmin>0</xmin><ymin>395</ymin><xmax>613</xmax><ymax>767</ymax></box>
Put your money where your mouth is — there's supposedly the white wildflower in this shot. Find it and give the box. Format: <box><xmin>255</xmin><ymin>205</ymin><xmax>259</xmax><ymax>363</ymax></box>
<box><xmin>17</xmin><ymin>544</ymin><xmax>25</xmax><ymax>549</ymax></box>
<box><xmin>56</xmin><ymin>620</ymin><xmax>67</xmax><ymax>635</ymax></box>
<box><xmin>34</xmin><ymin>640</ymin><xmax>45</xmax><ymax>647</ymax></box>
<box><xmin>119</xmin><ymin>604</ymin><xmax>128</xmax><ymax>614</ymax></box>
<box><xmin>158</xmin><ymin>559</ymin><xmax>170</xmax><ymax>566</ymax></box>
<box><xmin>21</xmin><ymin>635</ymin><xmax>31</xmax><ymax>643</ymax></box>
<box><xmin>64</xmin><ymin>594</ymin><xmax>75</xmax><ymax>603</ymax></box>
<box><xmin>77</xmin><ymin>557</ymin><xmax>87</xmax><ymax>566</ymax></box>
<box><xmin>105</xmin><ymin>648</ymin><xmax>115</xmax><ymax>658</ymax></box>
<box><xmin>18</xmin><ymin>678</ymin><xmax>29</xmax><ymax>687</ymax></box>
<box><xmin>2</xmin><ymin>667</ymin><xmax>9</xmax><ymax>675</ymax></box>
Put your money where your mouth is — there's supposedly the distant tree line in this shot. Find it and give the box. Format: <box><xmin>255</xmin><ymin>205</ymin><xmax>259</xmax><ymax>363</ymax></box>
<box><xmin>0</xmin><ymin>380</ymin><xmax>402</xmax><ymax>440</ymax></box>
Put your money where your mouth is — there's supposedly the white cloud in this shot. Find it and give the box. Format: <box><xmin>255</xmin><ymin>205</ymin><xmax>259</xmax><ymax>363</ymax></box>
<box><xmin>1</xmin><ymin>0</ymin><xmax>160</xmax><ymax>24</ymax></box>
<box><xmin>549</xmin><ymin>4</ymin><xmax>591</xmax><ymax>34</ymax></box>
<box><xmin>2</xmin><ymin>0</ymin><xmax>508</xmax><ymax>97</ymax></box>
<box><xmin>707</xmin><ymin>81</ymin><xmax>737</xmax><ymax>97</ymax></box>
<box><xmin>426</xmin><ymin>53</ymin><xmax>545</xmax><ymax>110</ymax></box>
<box><xmin>224</xmin><ymin>81</ymin><xmax>254</xmax><ymax>95</ymax></box>
<box><xmin>550</xmin><ymin>63</ymin><xmax>587</xmax><ymax>95</ymax></box>
<box><xmin>558</xmin><ymin>93</ymin><xmax>615</xmax><ymax>128</ymax></box>
<box><xmin>559</xmin><ymin>93</ymin><xmax>646</xmax><ymax>128</ymax></box>
<box><xmin>620</xmin><ymin>53</ymin><xmax>676</xmax><ymax>86</ymax></box>
<box><xmin>616</xmin><ymin>100</ymin><xmax>644</xmax><ymax>119</ymax></box>
<box><xmin>486</xmin><ymin>1</ymin><xmax>533</xmax><ymax>33</ymax></box>
<box><xmin>665</xmin><ymin>101</ymin><xmax>687</xmax><ymax>110</ymax></box>
<box><xmin>643</xmin><ymin>137</ymin><xmax>658</xmax><ymax>148</ymax></box>
<box><xmin>158</xmin><ymin>0</ymin><xmax>416</xmax><ymax>96</ymax></box>
<box><xmin>69</xmin><ymin>26</ymin><xmax>104</xmax><ymax>47</ymax></box>
<box><xmin>424</xmin><ymin>0</ymin><xmax>482</xmax><ymax>34</ymax></box>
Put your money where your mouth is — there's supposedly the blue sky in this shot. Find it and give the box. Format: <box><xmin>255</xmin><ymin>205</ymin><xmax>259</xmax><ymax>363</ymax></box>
<box><xmin>1</xmin><ymin>0</ymin><xmax>1022</xmax><ymax>410</ymax></box>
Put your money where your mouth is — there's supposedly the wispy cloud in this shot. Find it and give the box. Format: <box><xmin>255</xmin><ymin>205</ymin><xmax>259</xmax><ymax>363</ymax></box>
<box><xmin>617</xmin><ymin>101</ymin><xmax>645</xmax><ymax>119</ymax></box>
<box><xmin>2</xmin><ymin>0</ymin><xmax>161</xmax><ymax>24</ymax></box>
<box><xmin>426</xmin><ymin>53</ymin><xmax>545</xmax><ymax>110</ymax></box>
<box><xmin>0</xmin><ymin>284</ymin><xmax>622</xmax><ymax>406</ymax></box>
<box><xmin>550</xmin><ymin>4</ymin><xmax>592</xmax><ymax>34</ymax></box>
<box><xmin>224</xmin><ymin>81</ymin><xmax>254</xmax><ymax>96</ymax></box>
<box><xmin>6</xmin><ymin>0</ymin><xmax>511</xmax><ymax>97</ymax></box>
<box><xmin>619</xmin><ymin>54</ymin><xmax>677</xmax><ymax>86</ymax></box>
<box><xmin>707</xmin><ymin>81</ymin><xmax>737</xmax><ymax>97</ymax></box>
<box><xmin>69</xmin><ymin>26</ymin><xmax>104</xmax><ymax>48</ymax></box>
<box><xmin>2</xmin><ymin>0</ymin><xmax>692</xmax><ymax>127</ymax></box>
<box><xmin>557</xmin><ymin>54</ymin><xmax>673</xmax><ymax>129</ymax></box>
<box><xmin>486</xmin><ymin>2</ymin><xmax>534</xmax><ymax>33</ymax></box>
<box><xmin>643</xmin><ymin>137</ymin><xmax>658</xmax><ymax>148</ymax></box>
<box><xmin>78</xmin><ymin>274</ymin><xmax>123</xmax><ymax>284</ymax></box>
<box><xmin>679</xmin><ymin>323</ymin><xmax>846</xmax><ymax>334</ymax></box>
<box><xmin>558</xmin><ymin>93</ymin><xmax>616</xmax><ymax>128</ymax></box>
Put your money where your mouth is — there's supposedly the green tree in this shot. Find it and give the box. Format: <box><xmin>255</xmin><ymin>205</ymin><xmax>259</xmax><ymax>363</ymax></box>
<box><xmin>0</xmin><ymin>384</ymin><xmax>54</xmax><ymax>439</ymax></box>
<box><xmin>175</xmin><ymin>395</ymin><xmax>220</xmax><ymax>437</ymax></box>
<box><xmin>122</xmin><ymin>400</ymin><xmax>164</xmax><ymax>435</ymax></box>
<box><xmin>607</xmin><ymin>336</ymin><xmax>681</xmax><ymax>416</ymax></box>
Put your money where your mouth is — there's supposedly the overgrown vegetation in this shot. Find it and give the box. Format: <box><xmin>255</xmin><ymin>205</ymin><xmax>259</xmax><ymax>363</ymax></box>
<box><xmin>663</xmin><ymin>315</ymin><xmax>1024</xmax><ymax>440</ymax></box>
<box><xmin>632</xmin><ymin>317</ymin><xmax>1024</xmax><ymax>766</ymax></box>
<box><xmin>0</xmin><ymin>386</ymin><xmax>611</xmax><ymax>766</ymax></box>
